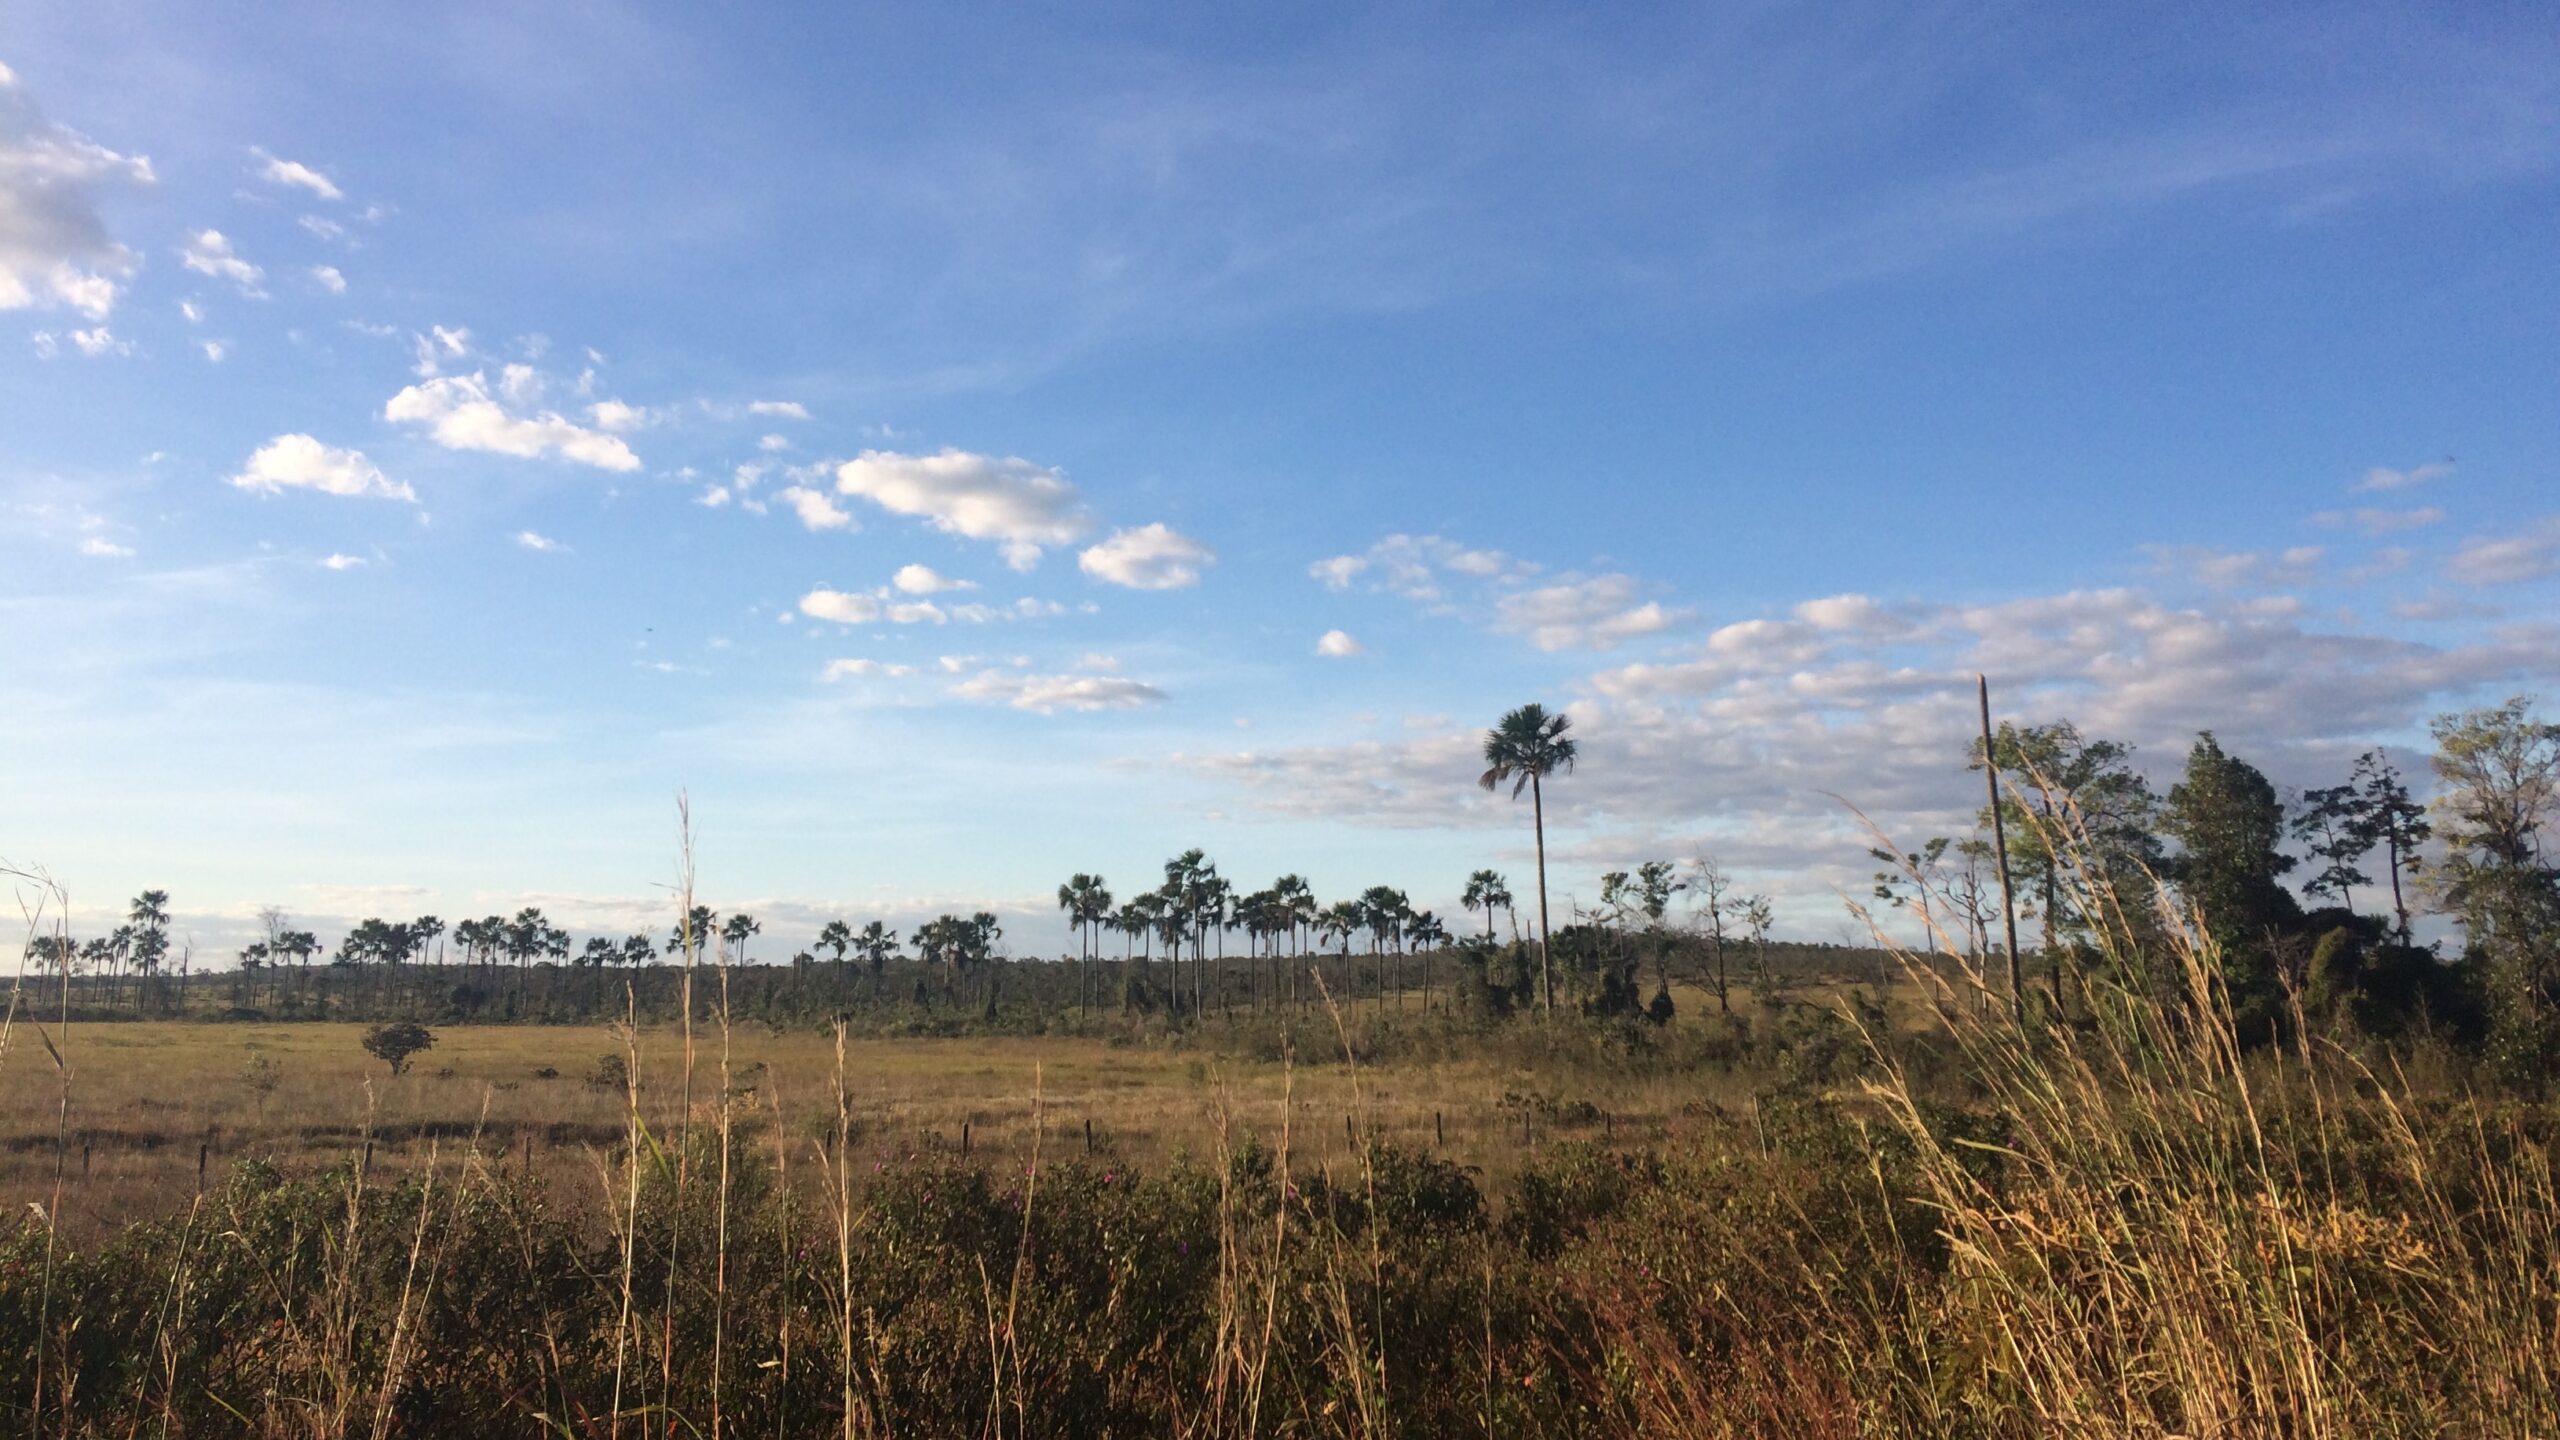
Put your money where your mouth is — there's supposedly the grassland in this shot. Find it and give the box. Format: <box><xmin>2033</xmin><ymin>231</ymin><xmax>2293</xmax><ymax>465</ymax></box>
<box><xmin>3</xmin><ymin>946</ymin><xmax>2554</xmax><ymax>1437</ymax></box>
<box><xmin>1</xmin><ymin>979</ymin><xmax>1810</xmax><ymax>1240</ymax></box>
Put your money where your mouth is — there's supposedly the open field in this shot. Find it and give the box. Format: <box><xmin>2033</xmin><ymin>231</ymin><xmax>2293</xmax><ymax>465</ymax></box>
<box><xmin>1</xmin><ymin>981</ymin><xmax>1839</xmax><ymax>1238</ymax></box>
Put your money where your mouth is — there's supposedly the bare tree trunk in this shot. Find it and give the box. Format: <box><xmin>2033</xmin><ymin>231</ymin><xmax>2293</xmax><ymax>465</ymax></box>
<box><xmin>1534</xmin><ymin>774</ymin><xmax>1555</xmax><ymax>1015</ymax></box>
<box><xmin>1980</xmin><ymin>676</ymin><xmax>2025</xmax><ymax>1026</ymax></box>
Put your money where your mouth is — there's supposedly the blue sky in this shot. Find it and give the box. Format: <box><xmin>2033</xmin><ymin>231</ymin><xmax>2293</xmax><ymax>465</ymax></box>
<box><xmin>5</xmin><ymin>1</ymin><xmax>2557</xmax><ymax>958</ymax></box>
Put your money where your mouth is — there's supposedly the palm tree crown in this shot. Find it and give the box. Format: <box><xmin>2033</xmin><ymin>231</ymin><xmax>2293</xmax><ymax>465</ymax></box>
<box><xmin>1478</xmin><ymin>703</ymin><xmax>1577</xmax><ymax>796</ymax></box>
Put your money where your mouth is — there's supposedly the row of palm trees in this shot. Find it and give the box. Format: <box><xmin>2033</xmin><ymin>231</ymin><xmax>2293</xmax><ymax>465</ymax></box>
<box><xmin>28</xmin><ymin>703</ymin><xmax>1592</xmax><ymax>1025</ymax></box>
<box><xmin>1053</xmin><ymin>856</ymin><xmax>1496</xmax><ymax>1017</ymax></box>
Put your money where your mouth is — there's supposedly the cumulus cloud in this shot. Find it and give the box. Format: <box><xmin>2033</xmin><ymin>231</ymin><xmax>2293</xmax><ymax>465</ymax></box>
<box><xmin>748</xmin><ymin>400</ymin><xmax>809</xmax><ymax>419</ymax></box>
<box><xmin>229</xmin><ymin>434</ymin><xmax>414</xmax><ymax>501</ymax></box>
<box><xmin>251</xmin><ymin>148</ymin><xmax>342</xmax><ymax>201</ymax></box>
<box><xmin>179</xmin><ymin>229</ymin><xmax>265</xmax><ymax>297</ymax></box>
<box><xmin>199</xmin><ymin>339</ymin><xmax>226</xmax><ymax>362</ymax></box>
<box><xmin>587</xmin><ymin>399</ymin><xmax>663</xmax><ymax>432</ymax></box>
<box><xmin>515</xmin><ymin>531</ymin><xmax>566</xmax><ymax>553</ymax></box>
<box><xmin>1316</xmin><ymin>629</ymin><xmax>1365</xmax><ymax>657</ymax></box>
<box><xmin>0</xmin><ymin>68</ymin><xmax>153</xmax><ymax>318</ymax></box>
<box><xmin>1792</xmin><ymin>593</ymin><xmax>1911</xmax><ymax>633</ymax></box>
<box><xmin>776</xmin><ymin>485</ymin><xmax>856</xmax><ymax>531</ymax></box>
<box><xmin>321</xmin><ymin>553</ymin><xmax>365</xmax><ymax>570</ymax></box>
<box><xmin>1079</xmin><ymin>523</ymin><xmax>1216</xmax><ymax>590</ymax></box>
<box><xmin>757</xmin><ymin>433</ymin><xmax>791</xmax><ymax>452</ymax></box>
<box><xmin>893</xmin><ymin>563</ymin><xmax>974</xmax><ymax>594</ymax></box>
<box><xmin>2355</xmin><ymin>460</ymin><xmax>2455</xmax><ymax>493</ymax></box>
<box><xmin>1494</xmin><ymin>574</ymin><xmax>1686</xmax><ymax>651</ymax></box>
<box><xmin>2447</xmin><ymin>518</ymin><xmax>2560</xmax><ymax>587</ymax></box>
<box><xmin>800</xmin><ymin>588</ymin><xmax>883</xmax><ymax>624</ymax></box>
<box><xmin>307</xmin><ymin>264</ymin><xmax>346</xmax><ymax>295</ymax></box>
<box><xmin>948</xmin><ymin>668</ymin><xmax>1168</xmax><ymax>714</ymax></box>
<box><xmin>79</xmin><ymin>536</ymin><xmax>133</xmax><ymax>558</ymax></box>
<box><xmin>384</xmin><ymin>373</ymin><xmax>640</xmax><ymax>471</ymax></box>
<box><xmin>831</xmin><ymin>449</ymin><xmax>1092</xmax><ymax>569</ymax></box>
<box><xmin>1177</xmin><ymin>558</ymin><xmax>2560</xmax><ymax>933</ymax></box>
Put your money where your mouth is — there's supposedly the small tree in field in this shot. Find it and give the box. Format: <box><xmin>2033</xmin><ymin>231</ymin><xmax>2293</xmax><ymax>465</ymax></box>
<box><xmin>362</xmin><ymin>1021</ymin><xmax>436</xmax><ymax>1076</ymax></box>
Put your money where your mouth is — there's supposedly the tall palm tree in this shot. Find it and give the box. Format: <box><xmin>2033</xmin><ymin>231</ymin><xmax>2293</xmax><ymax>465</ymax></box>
<box><xmin>818</xmin><ymin>919</ymin><xmax>853</xmax><ymax>1004</ymax></box>
<box><xmin>721</xmin><ymin>912</ymin><xmax>761</xmax><ymax>965</ymax></box>
<box><xmin>855</xmin><ymin>922</ymin><xmax>897</xmax><ymax>998</ymax></box>
<box><xmin>1274</xmin><ymin>874</ymin><xmax>1317</xmax><ymax>1006</ymax></box>
<box><xmin>1058</xmin><ymin>874</ymin><xmax>1112</xmax><ymax>1018</ymax></box>
<box><xmin>1406</xmin><ymin>910</ymin><xmax>1448</xmax><ymax>1009</ymax></box>
<box><xmin>1461</xmin><ymin>870</ymin><xmax>1512</xmax><ymax>942</ymax></box>
<box><xmin>1480</xmin><ymin>702</ymin><xmax>1578</xmax><ymax>1013</ymax></box>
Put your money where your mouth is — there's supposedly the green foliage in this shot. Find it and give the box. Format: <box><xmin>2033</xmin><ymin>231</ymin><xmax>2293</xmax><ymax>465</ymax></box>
<box><xmin>359</xmin><ymin>1020</ymin><xmax>436</xmax><ymax>1074</ymax></box>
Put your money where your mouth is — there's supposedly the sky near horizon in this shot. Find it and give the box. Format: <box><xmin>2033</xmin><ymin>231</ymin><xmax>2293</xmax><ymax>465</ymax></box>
<box><xmin>4</xmin><ymin>2</ymin><xmax>2558</xmax><ymax>960</ymax></box>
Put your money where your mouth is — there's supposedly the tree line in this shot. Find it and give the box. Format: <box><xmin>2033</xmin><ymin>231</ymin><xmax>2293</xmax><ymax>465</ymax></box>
<box><xmin>17</xmin><ymin>695</ymin><xmax>2559</xmax><ymax>1077</ymax></box>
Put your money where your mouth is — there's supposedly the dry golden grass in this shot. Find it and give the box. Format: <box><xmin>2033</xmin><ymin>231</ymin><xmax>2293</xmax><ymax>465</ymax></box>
<box><xmin>0</xmin><ymin>1010</ymin><xmax>1783</xmax><ymax>1236</ymax></box>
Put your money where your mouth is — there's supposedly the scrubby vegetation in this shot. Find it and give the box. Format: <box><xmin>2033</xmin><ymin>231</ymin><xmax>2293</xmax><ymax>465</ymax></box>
<box><xmin>5</xmin><ymin>696</ymin><xmax>2558</xmax><ymax>1435</ymax></box>
<box><xmin>5</xmin><ymin>883</ymin><xmax>2557</xmax><ymax>1435</ymax></box>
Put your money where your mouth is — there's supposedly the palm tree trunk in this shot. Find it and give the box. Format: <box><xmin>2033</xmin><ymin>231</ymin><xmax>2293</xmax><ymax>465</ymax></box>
<box><xmin>1533</xmin><ymin>774</ymin><xmax>1554</xmax><ymax>1014</ymax></box>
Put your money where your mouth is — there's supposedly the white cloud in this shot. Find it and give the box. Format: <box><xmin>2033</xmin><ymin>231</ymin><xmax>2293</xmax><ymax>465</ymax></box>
<box><xmin>307</xmin><ymin>264</ymin><xmax>346</xmax><ymax>295</ymax></box>
<box><xmin>1309</xmin><ymin>534</ymin><xmax>1531</xmax><ymax>600</ymax></box>
<box><xmin>946</xmin><ymin>597</ymin><xmax>1066</xmax><ymax>623</ymax></box>
<box><xmin>78</xmin><ymin>536</ymin><xmax>132</xmax><ymax>558</ymax></box>
<box><xmin>2355</xmin><ymin>460</ymin><xmax>2455</xmax><ymax>494</ymax></box>
<box><xmin>757</xmin><ymin>433</ymin><xmax>791</xmax><ymax>452</ymax></box>
<box><xmin>384</xmin><ymin>373</ymin><xmax>641</xmax><ymax>471</ymax></box>
<box><xmin>1079</xmin><ymin>523</ymin><xmax>1216</xmax><ymax>590</ymax></box>
<box><xmin>832</xmin><ymin>449</ymin><xmax>1092</xmax><ymax>568</ymax></box>
<box><xmin>776</xmin><ymin>485</ymin><xmax>856</xmax><ymax>531</ymax></box>
<box><xmin>199</xmin><ymin>339</ymin><xmax>226</xmax><ymax>362</ymax></box>
<box><xmin>893</xmin><ymin>563</ymin><xmax>975</xmax><ymax>594</ymax></box>
<box><xmin>748</xmin><ymin>400</ymin><xmax>809</xmax><ymax>419</ymax></box>
<box><xmin>251</xmin><ymin>148</ymin><xmax>342</xmax><ymax>201</ymax></box>
<box><xmin>2310</xmin><ymin>506</ymin><xmax>2445</xmax><ymax>536</ymax></box>
<box><xmin>588</xmin><ymin>399</ymin><xmax>663</xmax><ymax>432</ymax></box>
<box><xmin>178</xmin><ymin>299</ymin><xmax>202</xmax><ymax>323</ymax></box>
<box><xmin>0</xmin><ymin>70</ymin><xmax>153</xmax><ymax>318</ymax></box>
<box><xmin>801</xmin><ymin>589</ymin><xmax>939</xmax><ymax>626</ymax></box>
<box><xmin>1185</xmin><ymin>576</ymin><xmax>2560</xmax><ymax>910</ymax></box>
<box><xmin>497</xmin><ymin>363</ymin><xmax>544</xmax><ymax>408</ymax></box>
<box><xmin>298</xmin><ymin>214</ymin><xmax>346</xmax><ymax>243</ymax></box>
<box><xmin>1494</xmin><ymin>574</ymin><xmax>1685</xmax><ymax>651</ymax></box>
<box><xmin>515</xmin><ymin>531</ymin><xmax>566</xmax><ymax>553</ymax></box>
<box><xmin>321</xmin><ymin>553</ymin><xmax>365</xmax><ymax>570</ymax></box>
<box><xmin>229</xmin><ymin>434</ymin><xmax>414</xmax><ymax>502</ymax></box>
<box><xmin>1792</xmin><ymin>593</ymin><xmax>1909</xmax><ymax>633</ymax></box>
<box><xmin>2143</xmin><ymin>544</ymin><xmax>2325</xmax><ymax>590</ymax></box>
<box><xmin>1316</xmin><ymin>629</ymin><xmax>1365</xmax><ymax>656</ymax></box>
<box><xmin>948</xmin><ymin>668</ymin><xmax>1168</xmax><ymax>714</ymax></box>
<box><xmin>799</xmin><ymin>588</ymin><xmax>881</xmax><ymax>624</ymax></box>
<box><xmin>2447</xmin><ymin>518</ymin><xmax>2560</xmax><ymax>587</ymax></box>
<box><xmin>179</xmin><ymin>229</ymin><xmax>265</xmax><ymax>297</ymax></box>
<box><xmin>696</xmin><ymin>486</ymin><xmax>732</xmax><ymax>508</ymax></box>
<box><xmin>822</xmin><ymin>658</ymin><xmax>916</xmax><ymax>680</ymax></box>
<box><xmin>66</xmin><ymin>325</ymin><xmax>129</xmax><ymax>357</ymax></box>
